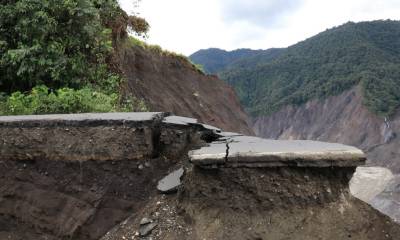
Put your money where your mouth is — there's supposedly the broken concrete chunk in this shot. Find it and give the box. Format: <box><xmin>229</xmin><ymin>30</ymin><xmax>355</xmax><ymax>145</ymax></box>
<box><xmin>157</xmin><ymin>168</ymin><xmax>184</xmax><ymax>193</ymax></box>
<box><xmin>140</xmin><ymin>217</ymin><xmax>153</xmax><ymax>225</ymax></box>
<box><xmin>217</xmin><ymin>131</ymin><xmax>243</xmax><ymax>137</ymax></box>
<box><xmin>139</xmin><ymin>222</ymin><xmax>157</xmax><ymax>237</ymax></box>
<box><xmin>0</xmin><ymin>112</ymin><xmax>164</xmax><ymax>124</ymax></box>
<box><xmin>162</xmin><ymin>116</ymin><xmax>221</xmax><ymax>132</ymax></box>
<box><xmin>162</xmin><ymin>116</ymin><xmax>198</xmax><ymax>126</ymax></box>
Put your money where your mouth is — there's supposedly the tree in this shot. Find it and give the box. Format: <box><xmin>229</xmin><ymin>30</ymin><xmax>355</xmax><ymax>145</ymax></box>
<box><xmin>0</xmin><ymin>0</ymin><xmax>148</xmax><ymax>93</ymax></box>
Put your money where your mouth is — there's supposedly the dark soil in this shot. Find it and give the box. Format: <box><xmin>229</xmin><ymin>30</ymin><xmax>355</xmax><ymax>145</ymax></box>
<box><xmin>106</xmin><ymin>166</ymin><xmax>400</xmax><ymax>240</ymax></box>
<box><xmin>117</xmin><ymin>43</ymin><xmax>254</xmax><ymax>135</ymax></box>
<box><xmin>0</xmin><ymin>158</ymin><xmax>176</xmax><ymax>240</ymax></box>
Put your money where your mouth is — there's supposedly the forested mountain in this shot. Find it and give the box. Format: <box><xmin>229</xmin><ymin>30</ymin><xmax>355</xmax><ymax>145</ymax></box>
<box><xmin>190</xmin><ymin>48</ymin><xmax>283</xmax><ymax>74</ymax></box>
<box><xmin>190</xmin><ymin>20</ymin><xmax>400</xmax><ymax>117</ymax></box>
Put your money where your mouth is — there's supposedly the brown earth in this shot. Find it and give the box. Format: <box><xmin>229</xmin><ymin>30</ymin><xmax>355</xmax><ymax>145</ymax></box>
<box><xmin>253</xmin><ymin>87</ymin><xmax>400</xmax><ymax>173</ymax></box>
<box><xmin>0</xmin><ymin>116</ymin><xmax>211</xmax><ymax>240</ymax></box>
<box><xmin>0</xmin><ymin>158</ymin><xmax>175</xmax><ymax>240</ymax></box>
<box><xmin>1</xmin><ymin>115</ymin><xmax>400</xmax><ymax>240</ymax></box>
<box><xmin>115</xmin><ymin>43</ymin><xmax>253</xmax><ymax>135</ymax></box>
<box><xmin>103</xmin><ymin>166</ymin><xmax>400</xmax><ymax>240</ymax></box>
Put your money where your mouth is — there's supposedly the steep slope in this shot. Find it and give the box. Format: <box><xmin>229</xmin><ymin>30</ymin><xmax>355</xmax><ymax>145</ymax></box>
<box><xmin>253</xmin><ymin>87</ymin><xmax>400</xmax><ymax>172</ymax></box>
<box><xmin>116</xmin><ymin>42</ymin><xmax>253</xmax><ymax>135</ymax></box>
<box><xmin>191</xmin><ymin>20</ymin><xmax>400</xmax><ymax>117</ymax></box>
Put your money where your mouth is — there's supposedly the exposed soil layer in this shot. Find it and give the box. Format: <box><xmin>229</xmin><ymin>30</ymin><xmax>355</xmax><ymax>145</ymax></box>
<box><xmin>103</xmin><ymin>166</ymin><xmax>400</xmax><ymax>240</ymax></box>
<box><xmin>116</xmin><ymin>44</ymin><xmax>254</xmax><ymax>135</ymax></box>
<box><xmin>1</xmin><ymin>113</ymin><xmax>400</xmax><ymax>240</ymax></box>
<box><xmin>253</xmin><ymin>87</ymin><xmax>400</xmax><ymax>173</ymax></box>
<box><xmin>0</xmin><ymin>158</ymin><xmax>175</xmax><ymax>240</ymax></box>
<box><xmin>177</xmin><ymin>167</ymin><xmax>400</xmax><ymax>240</ymax></box>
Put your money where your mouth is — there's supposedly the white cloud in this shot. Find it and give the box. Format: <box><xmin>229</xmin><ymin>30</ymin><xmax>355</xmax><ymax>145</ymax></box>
<box><xmin>220</xmin><ymin>0</ymin><xmax>303</xmax><ymax>28</ymax></box>
<box><xmin>118</xmin><ymin>0</ymin><xmax>400</xmax><ymax>55</ymax></box>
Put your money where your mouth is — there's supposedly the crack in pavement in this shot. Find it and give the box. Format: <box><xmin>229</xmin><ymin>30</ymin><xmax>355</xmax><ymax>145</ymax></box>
<box><xmin>224</xmin><ymin>139</ymin><xmax>233</xmax><ymax>164</ymax></box>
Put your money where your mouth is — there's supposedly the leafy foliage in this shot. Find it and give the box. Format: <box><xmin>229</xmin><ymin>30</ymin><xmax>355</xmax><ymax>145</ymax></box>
<box><xmin>0</xmin><ymin>85</ymin><xmax>148</xmax><ymax>115</ymax></box>
<box><xmin>128</xmin><ymin>36</ymin><xmax>203</xmax><ymax>73</ymax></box>
<box><xmin>0</xmin><ymin>0</ymin><xmax>149</xmax><ymax>114</ymax></box>
<box><xmin>193</xmin><ymin>20</ymin><xmax>400</xmax><ymax>117</ymax></box>
<box><xmin>0</xmin><ymin>0</ymin><xmax>117</xmax><ymax>92</ymax></box>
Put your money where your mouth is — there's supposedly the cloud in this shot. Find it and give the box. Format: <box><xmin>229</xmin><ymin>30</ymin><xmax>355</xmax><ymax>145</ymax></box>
<box><xmin>119</xmin><ymin>0</ymin><xmax>400</xmax><ymax>55</ymax></box>
<box><xmin>219</xmin><ymin>0</ymin><xmax>304</xmax><ymax>28</ymax></box>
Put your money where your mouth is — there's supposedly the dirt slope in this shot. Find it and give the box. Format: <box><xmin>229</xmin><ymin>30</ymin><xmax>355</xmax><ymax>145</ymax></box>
<box><xmin>104</xmin><ymin>166</ymin><xmax>400</xmax><ymax>240</ymax></box>
<box><xmin>253</xmin><ymin>87</ymin><xmax>400</xmax><ymax>173</ymax></box>
<box><xmin>116</xmin><ymin>44</ymin><xmax>253</xmax><ymax>135</ymax></box>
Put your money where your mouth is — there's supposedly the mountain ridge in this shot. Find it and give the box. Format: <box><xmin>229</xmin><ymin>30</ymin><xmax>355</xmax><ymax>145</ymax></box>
<box><xmin>190</xmin><ymin>20</ymin><xmax>400</xmax><ymax>117</ymax></box>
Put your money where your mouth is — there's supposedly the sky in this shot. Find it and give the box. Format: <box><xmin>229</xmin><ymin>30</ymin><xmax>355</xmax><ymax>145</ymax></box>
<box><xmin>118</xmin><ymin>0</ymin><xmax>400</xmax><ymax>55</ymax></box>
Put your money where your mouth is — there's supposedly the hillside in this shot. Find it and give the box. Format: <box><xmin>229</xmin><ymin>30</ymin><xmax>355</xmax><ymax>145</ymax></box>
<box><xmin>190</xmin><ymin>20</ymin><xmax>400</xmax><ymax>117</ymax></box>
<box><xmin>253</xmin><ymin>87</ymin><xmax>399</xmax><ymax>171</ymax></box>
<box><xmin>189</xmin><ymin>48</ymin><xmax>283</xmax><ymax>74</ymax></box>
<box><xmin>115</xmin><ymin>39</ymin><xmax>253</xmax><ymax>134</ymax></box>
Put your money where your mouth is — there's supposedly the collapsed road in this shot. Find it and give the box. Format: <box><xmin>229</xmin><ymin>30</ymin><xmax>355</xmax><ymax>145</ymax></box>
<box><xmin>0</xmin><ymin>112</ymin><xmax>399</xmax><ymax>240</ymax></box>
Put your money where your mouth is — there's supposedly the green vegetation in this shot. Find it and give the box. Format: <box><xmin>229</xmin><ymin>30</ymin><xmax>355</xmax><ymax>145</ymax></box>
<box><xmin>128</xmin><ymin>36</ymin><xmax>204</xmax><ymax>74</ymax></box>
<box><xmin>191</xmin><ymin>21</ymin><xmax>400</xmax><ymax>117</ymax></box>
<box><xmin>0</xmin><ymin>0</ymin><xmax>149</xmax><ymax>115</ymax></box>
<box><xmin>193</xmin><ymin>63</ymin><xmax>205</xmax><ymax>74</ymax></box>
<box><xmin>0</xmin><ymin>84</ymin><xmax>148</xmax><ymax>115</ymax></box>
<box><xmin>128</xmin><ymin>36</ymin><xmax>187</xmax><ymax>60</ymax></box>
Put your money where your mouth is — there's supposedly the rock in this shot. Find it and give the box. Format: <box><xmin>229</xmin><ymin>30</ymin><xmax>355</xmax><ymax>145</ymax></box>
<box><xmin>140</xmin><ymin>217</ymin><xmax>153</xmax><ymax>225</ymax></box>
<box><xmin>350</xmin><ymin>167</ymin><xmax>394</xmax><ymax>202</ymax></box>
<box><xmin>138</xmin><ymin>164</ymin><xmax>144</xmax><ymax>170</ymax></box>
<box><xmin>139</xmin><ymin>222</ymin><xmax>157</xmax><ymax>237</ymax></box>
<box><xmin>383</xmin><ymin>129</ymin><xmax>396</xmax><ymax>143</ymax></box>
<box><xmin>369</xmin><ymin>175</ymin><xmax>400</xmax><ymax>223</ymax></box>
<box><xmin>157</xmin><ymin>168</ymin><xmax>184</xmax><ymax>193</ymax></box>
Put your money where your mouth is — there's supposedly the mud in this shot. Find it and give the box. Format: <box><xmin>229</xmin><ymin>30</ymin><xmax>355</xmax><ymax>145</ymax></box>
<box><xmin>0</xmin><ymin>158</ymin><xmax>174</xmax><ymax>240</ymax></box>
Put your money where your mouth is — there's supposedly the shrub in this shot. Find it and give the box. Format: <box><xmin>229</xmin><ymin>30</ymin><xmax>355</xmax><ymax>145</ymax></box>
<box><xmin>0</xmin><ymin>85</ymin><xmax>148</xmax><ymax>115</ymax></box>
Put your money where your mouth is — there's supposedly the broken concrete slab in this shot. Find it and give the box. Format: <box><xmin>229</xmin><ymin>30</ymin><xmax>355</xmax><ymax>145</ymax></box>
<box><xmin>189</xmin><ymin>136</ymin><xmax>366</xmax><ymax>167</ymax></box>
<box><xmin>162</xmin><ymin>116</ymin><xmax>198</xmax><ymax>126</ymax></box>
<box><xmin>0</xmin><ymin>112</ymin><xmax>165</xmax><ymax>127</ymax></box>
<box><xmin>140</xmin><ymin>217</ymin><xmax>153</xmax><ymax>226</ymax></box>
<box><xmin>0</xmin><ymin>112</ymin><xmax>214</xmax><ymax>162</ymax></box>
<box><xmin>162</xmin><ymin>116</ymin><xmax>221</xmax><ymax>133</ymax></box>
<box><xmin>217</xmin><ymin>132</ymin><xmax>243</xmax><ymax>137</ymax></box>
<box><xmin>157</xmin><ymin>168</ymin><xmax>184</xmax><ymax>193</ymax></box>
<box><xmin>139</xmin><ymin>222</ymin><xmax>157</xmax><ymax>237</ymax></box>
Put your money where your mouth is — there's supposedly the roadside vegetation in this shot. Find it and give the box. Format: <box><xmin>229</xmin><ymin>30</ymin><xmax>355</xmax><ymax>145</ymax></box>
<box><xmin>128</xmin><ymin>36</ymin><xmax>205</xmax><ymax>74</ymax></box>
<box><xmin>0</xmin><ymin>0</ymin><xmax>148</xmax><ymax>115</ymax></box>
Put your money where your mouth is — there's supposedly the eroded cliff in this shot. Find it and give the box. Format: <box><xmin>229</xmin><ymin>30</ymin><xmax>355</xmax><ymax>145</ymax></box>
<box><xmin>253</xmin><ymin>87</ymin><xmax>400</xmax><ymax>173</ymax></box>
<box><xmin>1</xmin><ymin>113</ymin><xmax>399</xmax><ymax>240</ymax></box>
<box><xmin>116</xmin><ymin>43</ymin><xmax>253</xmax><ymax>135</ymax></box>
